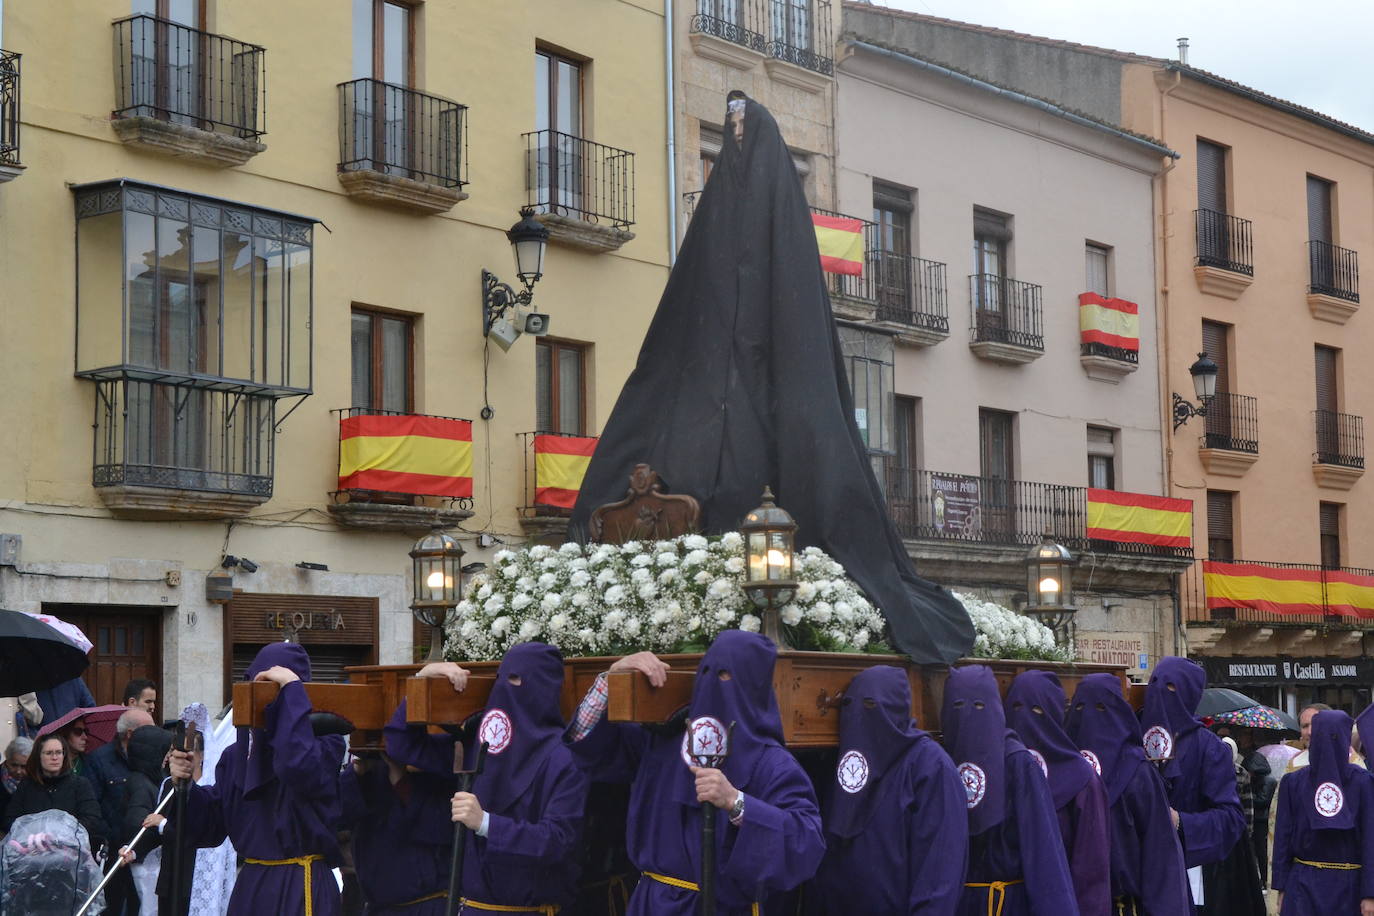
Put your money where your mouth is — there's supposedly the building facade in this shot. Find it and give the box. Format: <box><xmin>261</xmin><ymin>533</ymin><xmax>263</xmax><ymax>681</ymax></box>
<box><xmin>0</xmin><ymin>0</ymin><xmax>671</xmax><ymax>713</ymax></box>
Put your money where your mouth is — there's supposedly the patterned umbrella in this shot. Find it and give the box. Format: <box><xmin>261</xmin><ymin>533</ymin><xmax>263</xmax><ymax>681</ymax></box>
<box><xmin>1212</xmin><ymin>705</ymin><xmax>1299</xmax><ymax>734</ymax></box>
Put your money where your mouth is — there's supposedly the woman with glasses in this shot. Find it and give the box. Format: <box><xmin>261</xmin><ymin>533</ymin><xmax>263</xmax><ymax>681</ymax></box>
<box><xmin>0</xmin><ymin>734</ymin><xmax>108</xmax><ymax>851</ymax></box>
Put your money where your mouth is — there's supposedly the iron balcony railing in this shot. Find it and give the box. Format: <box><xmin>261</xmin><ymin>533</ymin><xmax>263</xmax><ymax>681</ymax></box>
<box><xmin>1308</xmin><ymin>240</ymin><xmax>1360</xmax><ymax>302</ymax></box>
<box><xmin>767</xmin><ymin>0</ymin><xmax>833</xmax><ymax>75</ymax></box>
<box><xmin>1315</xmin><ymin>409</ymin><xmax>1364</xmax><ymax>468</ymax></box>
<box><xmin>1182</xmin><ymin>558</ymin><xmax>1374</xmax><ymax>626</ymax></box>
<box><xmin>1080</xmin><ymin>341</ymin><xmax>1138</xmax><ymax>364</ymax></box>
<box><xmin>1202</xmin><ymin>392</ymin><xmax>1259</xmax><ymax>454</ymax></box>
<box><xmin>883</xmin><ymin>464</ymin><xmax>1193</xmax><ymax>559</ymax></box>
<box><xmin>524</xmin><ymin>129</ymin><xmax>635</xmax><ymax>228</ymax></box>
<box><xmin>969</xmin><ymin>274</ymin><xmax>1044</xmax><ymax>351</ymax></box>
<box><xmin>1194</xmin><ymin>208</ymin><xmax>1253</xmax><ymax>276</ymax></box>
<box><xmin>338</xmin><ymin>79</ymin><xmax>468</xmax><ymax>189</ymax></box>
<box><xmin>873</xmin><ymin>253</ymin><xmax>948</xmax><ymax>332</ymax></box>
<box><xmin>0</xmin><ymin>50</ymin><xmax>19</xmax><ymax>166</ymax></box>
<box><xmin>93</xmin><ymin>378</ymin><xmax>274</xmax><ymax>497</ymax></box>
<box><xmin>690</xmin><ymin>0</ymin><xmax>768</xmax><ymax>53</ymax></box>
<box><xmin>112</xmin><ymin>15</ymin><xmax>265</xmax><ymax>139</ymax></box>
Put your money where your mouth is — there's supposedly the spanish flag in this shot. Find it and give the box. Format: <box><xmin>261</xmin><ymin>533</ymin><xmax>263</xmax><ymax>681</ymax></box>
<box><xmin>812</xmin><ymin>213</ymin><xmax>865</xmax><ymax>276</ymax></box>
<box><xmin>1086</xmin><ymin>489</ymin><xmax>1192</xmax><ymax>548</ymax></box>
<box><xmin>534</xmin><ymin>434</ymin><xmax>597</xmax><ymax>509</ymax></box>
<box><xmin>1079</xmin><ymin>293</ymin><xmax>1140</xmax><ymax>352</ymax></box>
<box><xmin>338</xmin><ymin>414</ymin><xmax>473</xmax><ymax>498</ymax></box>
<box><xmin>1203</xmin><ymin>562</ymin><xmax>1328</xmax><ymax>616</ymax></box>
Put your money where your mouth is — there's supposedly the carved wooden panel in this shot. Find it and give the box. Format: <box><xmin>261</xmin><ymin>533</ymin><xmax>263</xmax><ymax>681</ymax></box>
<box><xmin>589</xmin><ymin>464</ymin><xmax>701</xmax><ymax>544</ymax></box>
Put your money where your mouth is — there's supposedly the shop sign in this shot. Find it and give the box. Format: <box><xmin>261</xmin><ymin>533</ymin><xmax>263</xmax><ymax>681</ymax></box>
<box><xmin>1077</xmin><ymin>631</ymin><xmax>1148</xmax><ymax>668</ymax></box>
<box><xmin>1202</xmin><ymin>656</ymin><xmax>1374</xmax><ymax>686</ymax></box>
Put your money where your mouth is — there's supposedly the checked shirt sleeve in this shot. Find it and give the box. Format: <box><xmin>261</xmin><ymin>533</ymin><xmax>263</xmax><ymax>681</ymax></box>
<box><xmin>567</xmin><ymin>672</ymin><xmax>610</xmax><ymax>743</ymax></box>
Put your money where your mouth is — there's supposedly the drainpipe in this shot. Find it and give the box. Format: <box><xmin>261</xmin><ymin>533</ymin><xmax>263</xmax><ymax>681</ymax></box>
<box><xmin>664</xmin><ymin>0</ymin><xmax>677</xmax><ymax>266</ymax></box>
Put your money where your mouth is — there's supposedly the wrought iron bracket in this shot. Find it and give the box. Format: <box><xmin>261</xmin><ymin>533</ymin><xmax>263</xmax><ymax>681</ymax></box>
<box><xmin>1172</xmin><ymin>392</ymin><xmax>1209</xmax><ymax>431</ymax></box>
<box><xmin>482</xmin><ymin>269</ymin><xmax>533</xmax><ymax>336</ymax></box>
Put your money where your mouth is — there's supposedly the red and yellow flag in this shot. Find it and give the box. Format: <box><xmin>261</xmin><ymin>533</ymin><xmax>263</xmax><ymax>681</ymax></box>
<box><xmin>812</xmin><ymin>213</ymin><xmax>864</xmax><ymax>276</ymax></box>
<box><xmin>1086</xmin><ymin>489</ymin><xmax>1192</xmax><ymax>548</ymax></box>
<box><xmin>534</xmin><ymin>434</ymin><xmax>597</xmax><ymax>509</ymax></box>
<box><xmin>338</xmin><ymin>414</ymin><xmax>473</xmax><ymax>498</ymax></box>
<box><xmin>1079</xmin><ymin>293</ymin><xmax>1140</xmax><ymax>352</ymax></box>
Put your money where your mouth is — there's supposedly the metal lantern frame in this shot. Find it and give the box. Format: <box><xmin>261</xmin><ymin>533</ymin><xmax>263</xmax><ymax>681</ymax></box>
<box><xmin>410</xmin><ymin>526</ymin><xmax>464</xmax><ymax>661</ymax></box>
<box><xmin>1023</xmin><ymin>527</ymin><xmax>1076</xmax><ymax>638</ymax></box>
<box><xmin>740</xmin><ymin>486</ymin><xmax>798</xmax><ymax>647</ymax></box>
<box><xmin>1171</xmin><ymin>350</ymin><xmax>1220</xmax><ymax>430</ymax></box>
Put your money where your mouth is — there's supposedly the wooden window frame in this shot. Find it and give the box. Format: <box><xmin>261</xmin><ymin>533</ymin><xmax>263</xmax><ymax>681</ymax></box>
<box><xmin>351</xmin><ymin>306</ymin><xmax>416</xmax><ymax>414</ymax></box>
<box><xmin>1085</xmin><ymin>242</ymin><xmax>1111</xmax><ymax>297</ymax></box>
<box><xmin>536</xmin><ymin>47</ymin><xmax>586</xmax><ymax>136</ymax></box>
<box><xmin>368</xmin><ymin>0</ymin><xmax>417</xmax><ymax>88</ymax></box>
<box><xmin>1087</xmin><ymin>425</ymin><xmax>1116</xmax><ymax>490</ymax></box>
<box><xmin>537</xmin><ymin>338</ymin><xmax>588</xmax><ymax>436</ymax></box>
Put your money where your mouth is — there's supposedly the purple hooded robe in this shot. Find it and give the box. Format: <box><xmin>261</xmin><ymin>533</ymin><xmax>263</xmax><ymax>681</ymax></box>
<box><xmin>1065</xmin><ymin>673</ymin><xmax>1190</xmax><ymax>916</ymax></box>
<box><xmin>380</xmin><ymin>642</ymin><xmax>589</xmax><ymax>913</ymax></box>
<box><xmin>1139</xmin><ymin>657</ymin><xmax>1245</xmax><ymax>890</ymax></box>
<box><xmin>176</xmin><ymin>642</ymin><xmax>346</xmax><ymax>916</ymax></box>
<box><xmin>811</xmin><ymin>665</ymin><xmax>968</xmax><ymax>915</ymax></box>
<box><xmin>941</xmin><ymin>665</ymin><xmax>1079</xmax><ymax>916</ymax></box>
<box><xmin>1006</xmin><ymin>671</ymin><xmax>1111</xmax><ymax>916</ymax></box>
<box><xmin>570</xmin><ymin>630</ymin><xmax>825</xmax><ymax>915</ymax></box>
<box><xmin>1272</xmin><ymin>709</ymin><xmax>1374</xmax><ymax>915</ymax></box>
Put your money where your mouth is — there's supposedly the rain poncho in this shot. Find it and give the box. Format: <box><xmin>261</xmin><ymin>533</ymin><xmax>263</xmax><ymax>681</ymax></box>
<box><xmin>0</xmin><ymin>809</ymin><xmax>105</xmax><ymax>915</ymax></box>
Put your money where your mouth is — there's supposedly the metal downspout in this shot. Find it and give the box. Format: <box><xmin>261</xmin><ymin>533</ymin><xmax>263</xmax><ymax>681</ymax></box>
<box><xmin>1156</xmin><ymin>68</ymin><xmax>1185</xmax><ymax>655</ymax></box>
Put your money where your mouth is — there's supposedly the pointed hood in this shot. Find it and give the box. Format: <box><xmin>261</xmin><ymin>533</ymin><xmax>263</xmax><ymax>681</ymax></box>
<box><xmin>1065</xmin><ymin>673</ymin><xmax>1146</xmax><ymax>806</ymax></box>
<box><xmin>566</xmin><ymin>94</ymin><xmax>973</xmax><ymax>666</ymax></box>
<box><xmin>472</xmin><ymin>642</ymin><xmax>567</xmax><ymax>815</ymax></box>
<box><xmin>942</xmin><ymin>665</ymin><xmax>1011</xmax><ymax>835</ymax></box>
<box><xmin>1140</xmin><ymin>656</ymin><xmax>1205</xmax><ymax>779</ymax></box>
<box><xmin>1307</xmin><ymin>710</ymin><xmax>1358</xmax><ymax>830</ymax></box>
<box><xmin>238</xmin><ymin>641</ymin><xmax>312</xmax><ymax>798</ymax></box>
<box><xmin>1006</xmin><ymin>670</ymin><xmax>1096</xmax><ymax>810</ymax></box>
<box><xmin>828</xmin><ymin>665</ymin><xmax>927</xmax><ymax>838</ymax></box>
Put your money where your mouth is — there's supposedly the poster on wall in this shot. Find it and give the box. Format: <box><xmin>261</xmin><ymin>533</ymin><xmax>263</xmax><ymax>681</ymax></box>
<box><xmin>930</xmin><ymin>474</ymin><xmax>981</xmax><ymax>538</ymax></box>
<box><xmin>1077</xmin><ymin>631</ymin><xmax>1149</xmax><ymax>669</ymax></box>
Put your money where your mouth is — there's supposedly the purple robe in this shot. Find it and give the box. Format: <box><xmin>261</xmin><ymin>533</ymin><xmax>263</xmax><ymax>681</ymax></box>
<box><xmin>1007</xmin><ymin>671</ymin><xmax>1111</xmax><ymax>916</ymax></box>
<box><xmin>1141</xmin><ymin>658</ymin><xmax>1245</xmax><ymax>873</ymax></box>
<box><xmin>177</xmin><ymin>644</ymin><xmax>345</xmax><ymax>916</ymax></box>
<box><xmin>383</xmin><ymin>644</ymin><xmax>588</xmax><ymax>912</ymax></box>
<box><xmin>1272</xmin><ymin>710</ymin><xmax>1374</xmax><ymax>915</ymax></box>
<box><xmin>571</xmin><ymin>631</ymin><xmax>825</xmax><ymax>915</ymax></box>
<box><xmin>1066</xmin><ymin>673</ymin><xmax>1189</xmax><ymax>916</ymax></box>
<box><xmin>942</xmin><ymin>666</ymin><xmax>1079</xmax><ymax>916</ymax></box>
<box><xmin>811</xmin><ymin>666</ymin><xmax>968</xmax><ymax>914</ymax></box>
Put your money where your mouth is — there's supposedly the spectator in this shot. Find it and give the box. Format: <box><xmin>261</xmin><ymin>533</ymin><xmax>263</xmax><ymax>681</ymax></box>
<box><xmin>122</xmin><ymin>679</ymin><xmax>157</xmax><ymax>719</ymax></box>
<box><xmin>34</xmin><ymin>677</ymin><xmax>96</xmax><ymax>727</ymax></box>
<box><xmin>1</xmin><ymin>736</ymin><xmax>32</xmax><ymax>813</ymax></box>
<box><xmin>54</xmin><ymin>718</ymin><xmax>93</xmax><ymax>777</ymax></box>
<box><xmin>0</xmin><ymin>734</ymin><xmax>108</xmax><ymax>853</ymax></box>
<box><xmin>86</xmin><ymin>708</ymin><xmax>154</xmax><ymax>915</ymax></box>
<box><xmin>119</xmin><ymin>725</ymin><xmax>175</xmax><ymax>916</ymax></box>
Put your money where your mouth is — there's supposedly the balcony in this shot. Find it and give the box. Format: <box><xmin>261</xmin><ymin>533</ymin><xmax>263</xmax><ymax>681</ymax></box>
<box><xmin>689</xmin><ymin>0</ymin><xmax>768</xmax><ymax>69</ymax></box>
<box><xmin>763</xmin><ymin>0</ymin><xmax>834</xmax><ymax>91</ymax></box>
<box><xmin>112</xmin><ymin>15</ymin><xmax>266</xmax><ymax>167</ymax></box>
<box><xmin>1193</xmin><ymin>208</ymin><xmax>1254</xmax><ymax>298</ymax></box>
<box><xmin>968</xmin><ymin>274</ymin><xmax>1043</xmax><ymax>363</ymax></box>
<box><xmin>1198</xmin><ymin>392</ymin><xmax>1259</xmax><ymax>477</ymax></box>
<box><xmin>328</xmin><ymin>408</ymin><xmax>475</xmax><ymax>532</ymax></box>
<box><xmin>1307</xmin><ymin>240</ymin><xmax>1360</xmax><ymax>323</ymax></box>
<box><xmin>0</xmin><ymin>50</ymin><xmax>21</xmax><ymax>181</ymax></box>
<box><xmin>524</xmin><ymin>129</ymin><xmax>635</xmax><ymax>252</ymax></box>
<box><xmin>1077</xmin><ymin>292</ymin><xmax>1139</xmax><ymax>383</ymax></box>
<box><xmin>93</xmin><ymin>379</ymin><xmax>274</xmax><ymax>518</ymax></box>
<box><xmin>871</xmin><ymin>252</ymin><xmax>948</xmax><ymax>345</ymax></box>
<box><xmin>337</xmin><ymin>79</ymin><xmax>469</xmax><ymax>215</ymax></box>
<box><xmin>1313</xmin><ymin>409</ymin><xmax>1364</xmax><ymax>489</ymax></box>
<box><xmin>517</xmin><ymin>431</ymin><xmax>599</xmax><ymax>542</ymax></box>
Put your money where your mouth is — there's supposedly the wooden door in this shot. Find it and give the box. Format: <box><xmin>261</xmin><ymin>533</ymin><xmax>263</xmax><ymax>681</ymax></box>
<box><xmin>43</xmin><ymin>605</ymin><xmax>163</xmax><ymax>708</ymax></box>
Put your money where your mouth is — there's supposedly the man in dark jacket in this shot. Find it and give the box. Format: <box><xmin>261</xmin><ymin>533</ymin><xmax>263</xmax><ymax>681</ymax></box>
<box><xmin>120</xmin><ymin>725</ymin><xmax>178</xmax><ymax>914</ymax></box>
<box><xmin>85</xmin><ymin>708</ymin><xmax>153</xmax><ymax>914</ymax></box>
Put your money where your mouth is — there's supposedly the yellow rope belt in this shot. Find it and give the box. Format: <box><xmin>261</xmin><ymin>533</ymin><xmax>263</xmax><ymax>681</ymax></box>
<box><xmin>643</xmin><ymin>872</ymin><xmax>761</xmax><ymax>915</ymax></box>
<box><xmin>460</xmin><ymin>900</ymin><xmax>559</xmax><ymax>914</ymax></box>
<box><xmin>1293</xmin><ymin>858</ymin><xmax>1361</xmax><ymax>870</ymax></box>
<box><xmin>965</xmin><ymin>879</ymin><xmax>1025</xmax><ymax>916</ymax></box>
<box><xmin>243</xmin><ymin>855</ymin><xmax>324</xmax><ymax>916</ymax></box>
<box><xmin>394</xmin><ymin>890</ymin><xmax>447</xmax><ymax>907</ymax></box>
<box><xmin>1114</xmin><ymin>897</ymin><xmax>1139</xmax><ymax>916</ymax></box>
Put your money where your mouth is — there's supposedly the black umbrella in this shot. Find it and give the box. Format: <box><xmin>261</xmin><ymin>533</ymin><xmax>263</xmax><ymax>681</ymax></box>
<box><xmin>1196</xmin><ymin>687</ymin><xmax>1265</xmax><ymax>718</ymax></box>
<box><xmin>0</xmin><ymin>609</ymin><xmax>90</xmax><ymax>694</ymax></box>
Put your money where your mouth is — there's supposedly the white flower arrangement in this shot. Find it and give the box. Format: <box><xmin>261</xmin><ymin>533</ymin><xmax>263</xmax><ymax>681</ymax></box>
<box><xmin>444</xmin><ymin>536</ymin><xmax>888</xmax><ymax>660</ymax></box>
<box><xmin>954</xmin><ymin>591</ymin><xmax>1071</xmax><ymax>662</ymax></box>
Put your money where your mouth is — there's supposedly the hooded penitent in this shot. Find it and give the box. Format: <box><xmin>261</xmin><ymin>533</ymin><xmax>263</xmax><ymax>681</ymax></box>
<box><xmin>566</xmin><ymin>94</ymin><xmax>973</xmax><ymax>667</ymax></box>
<box><xmin>941</xmin><ymin>665</ymin><xmax>1009</xmax><ymax>836</ymax></box>
<box><xmin>239</xmin><ymin>641</ymin><xmax>313</xmax><ymax>799</ymax></box>
<box><xmin>1064</xmin><ymin>673</ymin><xmax>1146</xmax><ymax>807</ymax></box>
<box><xmin>1005</xmin><ymin>670</ymin><xmax>1095</xmax><ymax>810</ymax></box>
<box><xmin>828</xmin><ymin>665</ymin><xmax>926</xmax><ymax>838</ymax></box>
<box><xmin>472</xmin><ymin>642</ymin><xmax>567</xmax><ymax>815</ymax></box>
<box><xmin>1140</xmin><ymin>655</ymin><xmax>1206</xmax><ymax>780</ymax></box>
<box><xmin>1307</xmin><ymin>710</ymin><xmax>1358</xmax><ymax>830</ymax></box>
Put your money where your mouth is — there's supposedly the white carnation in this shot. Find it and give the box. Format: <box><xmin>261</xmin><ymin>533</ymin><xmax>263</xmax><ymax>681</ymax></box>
<box><xmin>631</xmin><ymin>568</ymin><xmax>652</xmax><ymax>584</ymax></box>
<box><xmin>631</xmin><ymin>554</ymin><xmax>652</xmax><ymax>568</ymax></box>
<box><xmin>795</xmin><ymin>581</ymin><xmax>817</xmax><ymax>602</ymax></box>
<box><xmin>511</xmin><ymin>593</ymin><xmax>533</xmax><ymax>612</ymax></box>
<box><xmin>541</xmin><ymin>592</ymin><xmax>562</xmax><ymax>610</ymax></box>
<box><xmin>493</xmin><ymin>549</ymin><xmax>515</xmax><ymax>563</ymax></box>
<box><xmin>477</xmin><ymin>584</ymin><xmax>493</xmax><ymax>600</ymax></box>
<box><xmin>559</xmin><ymin>542</ymin><xmax>583</xmax><ymax>556</ymax></box>
<box><xmin>780</xmin><ymin>604</ymin><xmax>803</xmax><ymax>626</ymax></box>
<box><xmin>810</xmin><ymin>601</ymin><xmax>834</xmax><ymax>624</ymax></box>
<box><xmin>725</xmin><ymin>557</ymin><xmax>745</xmax><ymax>574</ymax></box>
<box><xmin>491</xmin><ymin>616</ymin><xmax>512</xmax><ymax>636</ymax></box>
<box><xmin>571</xmin><ymin>591</ymin><xmax>591</xmax><ymax>608</ymax></box>
<box><xmin>656</xmin><ymin>552</ymin><xmax>679</xmax><ymax>567</ymax></box>
<box><xmin>570</xmin><ymin>570</ymin><xmax>591</xmax><ymax>588</ymax></box>
<box><xmin>684</xmin><ymin>534</ymin><xmax>708</xmax><ymax>550</ymax></box>
<box><xmin>538</xmin><ymin>572</ymin><xmax>557</xmax><ymax>588</ymax></box>
<box><xmin>528</xmin><ymin>545</ymin><xmax>552</xmax><ymax>560</ymax></box>
<box><xmin>519</xmin><ymin>620</ymin><xmax>540</xmax><ymax>640</ymax></box>
<box><xmin>638</xmin><ymin>583</ymin><xmax>658</xmax><ymax>600</ymax></box>
<box><xmin>605</xmin><ymin>585</ymin><xmax>627</xmax><ymax>605</ymax></box>
<box><xmin>658</xmin><ymin>568</ymin><xmax>679</xmax><ymax>584</ymax></box>
<box><xmin>740</xmin><ymin>614</ymin><xmax>761</xmax><ymax>633</ymax></box>
<box><xmin>721</xmin><ymin>531</ymin><xmax>743</xmax><ymax>549</ymax></box>
<box><xmin>549</xmin><ymin>613</ymin><xmax>570</xmax><ymax>632</ymax></box>
<box><xmin>714</xmin><ymin>608</ymin><xmax>736</xmax><ymax>625</ymax></box>
<box><xmin>683</xmin><ymin>550</ymin><xmax>709</xmax><ymax>568</ymax></box>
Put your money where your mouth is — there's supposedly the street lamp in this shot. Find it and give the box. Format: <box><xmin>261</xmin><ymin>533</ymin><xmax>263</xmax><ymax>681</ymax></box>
<box><xmin>1024</xmin><ymin>527</ymin><xmax>1076</xmax><ymax>641</ymax></box>
<box><xmin>740</xmin><ymin>486</ymin><xmax>798</xmax><ymax>647</ymax></box>
<box><xmin>482</xmin><ymin>207</ymin><xmax>551</xmax><ymax>350</ymax></box>
<box><xmin>410</xmin><ymin>526</ymin><xmax>464</xmax><ymax>662</ymax></box>
<box><xmin>1171</xmin><ymin>351</ymin><xmax>1220</xmax><ymax>431</ymax></box>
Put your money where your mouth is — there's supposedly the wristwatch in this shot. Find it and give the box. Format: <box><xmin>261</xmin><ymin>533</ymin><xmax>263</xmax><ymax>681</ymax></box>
<box><xmin>728</xmin><ymin>792</ymin><xmax>746</xmax><ymax>824</ymax></box>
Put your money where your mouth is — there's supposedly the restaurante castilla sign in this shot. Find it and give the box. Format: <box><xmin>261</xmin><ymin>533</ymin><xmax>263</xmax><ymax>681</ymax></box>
<box><xmin>1202</xmin><ymin>656</ymin><xmax>1373</xmax><ymax>685</ymax></box>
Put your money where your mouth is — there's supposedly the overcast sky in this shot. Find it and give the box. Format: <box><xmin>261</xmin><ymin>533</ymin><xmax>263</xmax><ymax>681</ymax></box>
<box><xmin>868</xmin><ymin>0</ymin><xmax>1374</xmax><ymax>133</ymax></box>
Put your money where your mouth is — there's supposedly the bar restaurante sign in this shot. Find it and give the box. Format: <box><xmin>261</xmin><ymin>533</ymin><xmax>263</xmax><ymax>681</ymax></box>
<box><xmin>1203</xmin><ymin>656</ymin><xmax>1374</xmax><ymax>685</ymax></box>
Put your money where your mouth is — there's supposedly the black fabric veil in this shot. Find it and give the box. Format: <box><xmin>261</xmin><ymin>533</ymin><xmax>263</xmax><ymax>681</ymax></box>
<box><xmin>568</xmin><ymin>95</ymin><xmax>973</xmax><ymax>665</ymax></box>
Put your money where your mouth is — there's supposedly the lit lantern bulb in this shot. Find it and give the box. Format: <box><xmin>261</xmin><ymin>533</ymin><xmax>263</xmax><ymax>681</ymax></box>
<box><xmin>427</xmin><ymin>570</ymin><xmax>447</xmax><ymax>590</ymax></box>
<box><xmin>766</xmin><ymin>549</ymin><xmax>787</xmax><ymax>568</ymax></box>
<box><xmin>1038</xmin><ymin>577</ymin><xmax>1060</xmax><ymax>594</ymax></box>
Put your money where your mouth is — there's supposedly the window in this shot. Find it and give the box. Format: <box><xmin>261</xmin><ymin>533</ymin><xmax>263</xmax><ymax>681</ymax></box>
<box><xmin>536</xmin><ymin>49</ymin><xmax>583</xmax><ymax>137</ymax></box>
<box><xmin>1320</xmin><ymin>502</ymin><xmax>1342</xmax><ymax>568</ymax></box>
<box><xmin>351</xmin><ymin>309</ymin><xmax>414</xmax><ymax>413</ymax></box>
<box><xmin>1087</xmin><ymin>426</ymin><xmax>1116</xmax><ymax>490</ymax></box>
<box><xmin>123</xmin><ymin>1</ymin><xmax>215</xmax><ymax>130</ymax></box>
<box><xmin>979</xmin><ymin>408</ymin><xmax>1015</xmax><ymax>536</ymax></box>
<box><xmin>873</xmin><ymin>181</ymin><xmax>913</xmax><ymax>312</ymax></box>
<box><xmin>536</xmin><ymin>340</ymin><xmax>587</xmax><ymax>435</ymax></box>
<box><xmin>893</xmin><ymin>396</ymin><xmax>919</xmax><ymax>471</ymax></box>
<box><xmin>1315</xmin><ymin>344</ymin><xmax>1343</xmax><ymax>462</ymax></box>
<box><xmin>353</xmin><ymin>0</ymin><xmax>414</xmax><ymax>85</ymax></box>
<box><xmin>1201</xmin><ymin>320</ymin><xmax>1243</xmax><ymax>449</ymax></box>
<box><xmin>848</xmin><ymin>356</ymin><xmax>891</xmax><ymax>454</ymax></box>
<box><xmin>771</xmin><ymin>0</ymin><xmax>813</xmax><ymax>52</ymax></box>
<box><xmin>972</xmin><ymin>208</ymin><xmax>1011</xmax><ymax>316</ymax></box>
<box><xmin>1308</xmin><ymin>176</ymin><xmax>1334</xmax><ymax>245</ymax></box>
<box><xmin>1206</xmin><ymin>490</ymin><xmax>1235</xmax><ymax>561</ymax></box>
<box><xmin>1085</xmin><ymin>243</ymin><xmax>1111</xmax><ymax>297</ymax></box>
<box><xmin>347</xmin><ymin>0</ymin><xmax>418</xmax><ymax>175</ymax></box>
<box><xmin>1196</xmin><ymin>139</ymin><xmax>1228</xmax><ymax>214</ymax></box>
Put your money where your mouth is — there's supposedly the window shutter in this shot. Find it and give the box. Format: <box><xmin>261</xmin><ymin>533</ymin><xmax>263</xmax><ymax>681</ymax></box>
<box><xmin>979</xmin><ymin>409</ymin><xmax>1014</xmax><ymax>481</ymax></box>
<box><xmin>1315</xmin><ymin>345</ymin><xmax>1338</xmax><ymax>413</ymax></box>
<box><xmin>350</xmin><ymin>313</ymin><xmax>372</xmax><ymax>409</ymax></box>
<box><xmin>1206</xmin><ymin>490</ymin><xmax>1235</xmax><ymax>560</ymax></box>
<box><xmin>535</xmin><ymin>342</ymin><xmax>553</xmax><ymax>432</ymax></box>
<box><xmin>1201</xmin><ymin>320</ymin><xmax>1230</xmax><ymax>393</ymax></box>
<box><xmin>1307</xmin><ymin>176</ymin><xmax>1333</xmax><ymax>244</ymax></box>
<box><xmin>973</xmin><ymin>208</ymin><xmax>1013</xmax><ymax>241</ymax></box>
<box><xmin>1196</xmin><ymin>140</ymin><xmax>1228</xmax><ymax>214</ymax></box>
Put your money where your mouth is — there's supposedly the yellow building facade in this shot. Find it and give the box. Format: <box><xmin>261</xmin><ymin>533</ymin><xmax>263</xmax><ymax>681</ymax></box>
<box><xmin>0</xmin><ymin>0</ymin><xmax>671</xmax><ymax>713</ymax></box>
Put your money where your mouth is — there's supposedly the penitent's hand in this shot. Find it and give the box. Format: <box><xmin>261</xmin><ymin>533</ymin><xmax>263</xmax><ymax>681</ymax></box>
<box><xmin>1359</xmin><ymin>897</ymin><xmax>1372</xmax><ymax>916</ymax></box>
<box><xmin>253</xmin><ymin>665</ymin><xmax>301</xmax><ymax>687</ymax></box>
<box><xmin>609</xmin><ymin>651</ymin><xmax>669</xmax><ymax>688</ymax></box>
<box><xmin>168</xmin><ymin>749</ymin><xmax>195</xmax><ymax>781</ymax></box>
<box><xmin>415</xmin><ymin>661</ymin><xmax>469</xmax><ymax>692</ymax></box>
<box><xmin>451</xmin><ymin>791</ymin><xmax>484</xmax><ymax>830</ymax></box>
<box><xmin>142</xmin><ymin>813</ymin><xmax>165</xmax><ymax>830</ymax></box>
<box><xmin>690</xmin><ymin>767</ymin><xmax>739</xmax><ymax>810</ymax></box>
